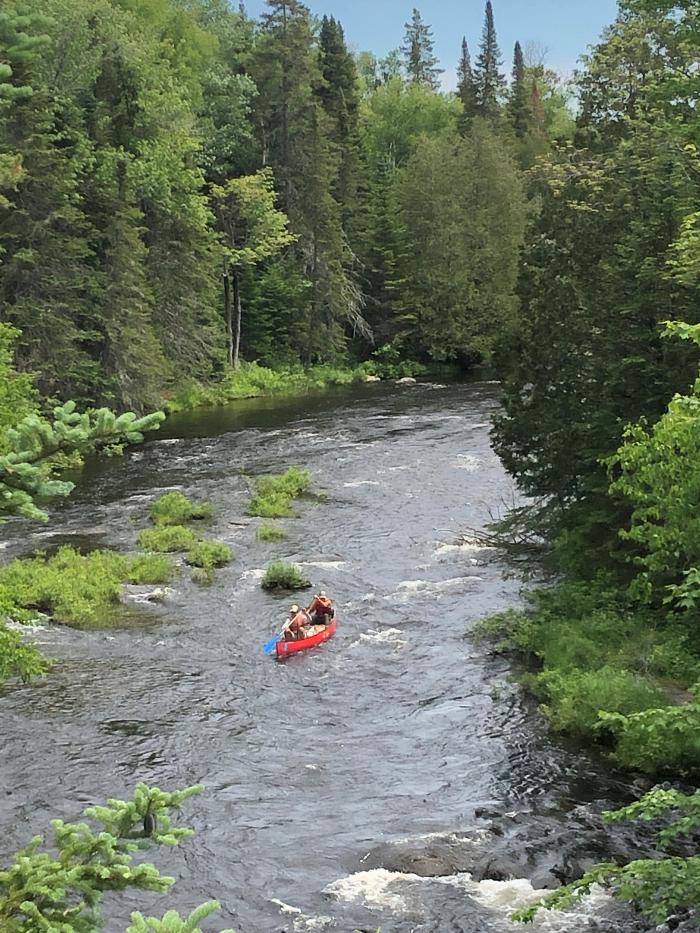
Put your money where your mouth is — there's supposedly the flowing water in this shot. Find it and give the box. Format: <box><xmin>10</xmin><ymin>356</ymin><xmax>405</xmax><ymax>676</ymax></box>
<box><xmin>0</xmin><ymin>380</ymin><xmax>664</xmax><ymax>932</ymax></box>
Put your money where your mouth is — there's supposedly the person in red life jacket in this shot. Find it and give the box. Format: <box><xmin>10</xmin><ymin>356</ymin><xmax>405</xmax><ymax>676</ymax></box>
<box><xmin>306</xmin><ymin>590</ymin><xmax>333</xmax><ymax>626</ymax></box>
<box><xmin>284</xmin><ymin>605</ymin><xmax>310</xmax><ymax>641</ymax></box>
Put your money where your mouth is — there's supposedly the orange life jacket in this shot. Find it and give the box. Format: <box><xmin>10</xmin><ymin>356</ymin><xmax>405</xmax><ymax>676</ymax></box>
<box><xmin>309</xmin><ymin>595</ymin><xmax>332</xmax><ymax>615</ymax></box>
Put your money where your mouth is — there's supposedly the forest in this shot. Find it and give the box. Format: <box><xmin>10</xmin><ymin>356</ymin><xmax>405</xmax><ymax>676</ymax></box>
<box><xmin>2</xmin><ymin>0</ymin><xmax>700</xmax><ymax>929</ymax></box>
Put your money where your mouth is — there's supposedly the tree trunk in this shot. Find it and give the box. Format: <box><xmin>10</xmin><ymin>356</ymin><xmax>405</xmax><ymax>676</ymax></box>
<box><xmin>223</xmin><ymin>263</ymin><xmax>233</xmax><ymax>367</ymax></box>
<box><xmin>232</xmin><ymin>268</ymin><xmax>242</xmax><ymax>369</ymax></box>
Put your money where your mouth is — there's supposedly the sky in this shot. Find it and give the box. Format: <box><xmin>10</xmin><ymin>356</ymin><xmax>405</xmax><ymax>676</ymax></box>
<box><xmin>243</xmin><ymin>0</ymin><xmax>620</xmax><ymax>88</ymax></box>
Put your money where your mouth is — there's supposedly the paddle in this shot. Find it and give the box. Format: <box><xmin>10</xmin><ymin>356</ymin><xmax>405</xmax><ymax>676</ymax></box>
<box><xmin>263</xmin><ymin>621</ymin><xmax>290</xmax><ymax>656</ymax></box>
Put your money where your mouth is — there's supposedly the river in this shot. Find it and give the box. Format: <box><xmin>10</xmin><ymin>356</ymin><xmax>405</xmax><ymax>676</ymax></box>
<box><xmin>0</xmin><ymin>380</ymin><xmax>661</xmax><ymax>932</ymax></box>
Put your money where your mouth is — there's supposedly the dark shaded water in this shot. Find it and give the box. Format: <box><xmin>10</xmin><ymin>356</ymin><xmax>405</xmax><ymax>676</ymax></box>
<box><xmin>0</xmin><ymin>381</ymin><xmax>658</xmax><ymax>932</ymax></box>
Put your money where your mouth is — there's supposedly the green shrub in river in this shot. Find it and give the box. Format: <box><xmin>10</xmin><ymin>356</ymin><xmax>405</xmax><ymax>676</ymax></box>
<box><xmin>186</xmin><ymin>540</ymin><xmax>233</xmax><ymax>584</ymax></box>
<box><xmin>138</xmin><ymin>525</ymin><xmax>199</xmax><ymax>553</ymax></box>
<box><xmin>150</xmin><ymin>491</ymin><xmax>214</xmax><ymax>526</ymax></box>
<box><xmin>248</xmin><ymin>467</ymin><xmax>312</xmax><ymax>518</ymax></box>
<box><xmin>0</xmin><ymin>547</ymin><xmax>168</xmax><ymax>628</ymax></box>
<box><xmin>127</xmin><ymin>554</ymin><xmax>176</xmax><ymax>585</ymax></box>
<box><xmin>256</xmin><ymin>524</ymin><xmax>287</xmax><ymax>542</ymax></box>
<box><xmin>261</xmin><ymin>561</ymin><xmax>310</xmax><ymax>592</ymax></box>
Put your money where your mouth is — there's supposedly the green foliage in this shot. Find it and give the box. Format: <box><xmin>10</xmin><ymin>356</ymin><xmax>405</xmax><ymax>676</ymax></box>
<box><xmin>401</xmin><ymin>8</ymin><xmax>442</xmax><ymax>89</ymax></box>
<box><xmin>515</xmin><ymin>788</ymin><xmax>700</xmax><ymax>923</ymax></box>
<box><xmin>0</xmin><ymin>401</ymin><xmax>164</xmax><ymax>521</ymax></box>
<box><xmin>261</xmin><ymin>561</ymin><xmax>311</xmax><ymax>592</ymax></box>
<box><xmin>395</xmin><ymin>123</ymin><xmax>527</xmax><ymax>362</ymax></box>
<box><xmin>0</xmin><ymin>546</ymin><xmax>177</xmax><ymax>628</ymax></box>
<box><xmin>0</xmin><ymin>324</ymin><xmax>38</xmax><ymax>441</ymax></box>
<box><xmin>138</xmin><ymin>525</ymin><xmax>198</xmax><ymax>553</ymax></box>
<box><xmin>127</xmin><ymin>901</ymin><xmax>235</xmax><ymax>933</ymax></box>
<box><xmin>599</xmin><ymin>698</ymin><xmax>700</xmax><ymax>772</ymax></box>
<box><xmin>0</xmin><ymin>619</ymin><xmax>47</xmax><ymax>685</ymax></box>
<box><xmin>256</xmin><ymin>524</ymin><xmax>287</xmax><ymax>542</ymax></box>
<box><xmin>248</xmin><ymin>467</ymin><xmax>312</xmax><ymax>518</ymax></box>
<box><xmin>0</xmin><ymin>783</ymin><xmax>214</xmax><ymax>933</ymax></box>
<box><xmin>186</xmin><ymin>540</ymin><xmax>233</xmax><ymax>583</ymax></box>
<box><xmin>151</xmin><ymin>492</ymin><xmax>214</xmax><ymax>527</ymax></box>
<box><xmin>127</xmin><ymin>554</ymin><xmax>176</xmax><ymax>586</ymax></box>
<box><xmin>538</xmin><ymin>667</ymin><xmax>666</xmax><ymax>737</ymax></box>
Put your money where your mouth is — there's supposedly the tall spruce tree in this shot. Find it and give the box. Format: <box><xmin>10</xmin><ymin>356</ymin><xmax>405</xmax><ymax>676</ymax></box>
<box><xmin>508</xmin><ymin>40</ymin><xmax>530</xmax><ymax>138</ymax></box>
<box><xmin>475</xmin><ymin>0</ymin><xmax>505</xmax><ymax>118</ymax></box>
<box><xmin>318</xmin><ymin>15</ymin><xmax>361</xmax><ymax>220</ymax></box>
<box><xmin>401</xmin><ymin>8</ymin><xmax>443</xmax><ymax>90</ymax></box>
<box><xmin>457</xmin><ymin>37</ymin><xmax>478</xmax><ymax>133</ymax></box>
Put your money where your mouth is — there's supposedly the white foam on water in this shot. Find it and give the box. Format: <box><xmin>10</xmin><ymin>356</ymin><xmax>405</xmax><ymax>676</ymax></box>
<box><xmin>297</xmin><ymin>560</ymin><xmax>350</xmax><ymax>571</ymax></box>
<box><xmin>473</xmin><ymin>879</ymin><xmax>615</xmax><ymax>931</ymax></box>
<box><xmin>390</xmin><ymin>578</ymin><xmax>480</xmax><ymax>601</ymax></box>
<box><xmin>436</xmin><ymin>539</ymin><xmax>497</xmax><ymax>557</ymax></box>
<box><xmin>343</xmin><ymin>480</ymin><xmax>381</xmax><ymax>487</ymax></box>
<box><xmin>452</xmin><ymin>454</ymin><xmax>482</xmax><ymax>472</ymax></box>
<box><xmin>351</xmin><ymin>627</ymin><xmax>407</xmax><ymax>649</ymax></box>
<box><xmin>270</xmin><ymin>898</ymin><xmax>302</xmax><ymax>915</ymax></box>
<box><xmin>324</xmin><ymin>868</ymin><xmax>423</xmax><ymax>912</ymax></box>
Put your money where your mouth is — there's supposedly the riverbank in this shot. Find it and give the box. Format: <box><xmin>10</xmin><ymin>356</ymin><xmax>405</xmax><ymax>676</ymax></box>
<box><xmin>475</xmin><ymin>580</ymin><xmax>700</xmax><ymax>775</ymax></box>
<box><xmin>160</xmin><ymin>358</ymin><xmax>465</xmax><ymax>414</ymax></box>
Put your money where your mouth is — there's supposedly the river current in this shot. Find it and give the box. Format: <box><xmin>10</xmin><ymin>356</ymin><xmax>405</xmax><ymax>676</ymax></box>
<box><xmin>0</xmin><ymin>380</ymin><xmax>663</xmax><ymax>932</ymax></box>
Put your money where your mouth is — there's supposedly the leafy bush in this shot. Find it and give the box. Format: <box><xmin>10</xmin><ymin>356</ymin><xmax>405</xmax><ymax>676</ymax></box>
<box><xmin>127</xmin><ymin>554</ymin><xmax>176</xmax><ymax>585</ymax></box>
<box><xmin>186</xmin><ymin>540</ymin><xmax>233</xmax><ymax>570</ymax></box>
<box><xmin>248</xmin><ymin>467</ymin><xmax>312</xmax><ymax>518</ymax></box>
<box><xmin>0</xmin><ymin>619</ymin><xmax>47</xmax><ymax>685</ymax></box>
<box><xmin>261</xmin><ymin>561</ymin><xmax>311</xmax><ymax>592</ymax></box>
<box><xmin>186</xmin><ymin>540</ymin><xmax>233</xmax><ymax>584</ymax></box>
<box><xmin>138</xmin><ymin>525</ymin><xmax>198</xmax><ymax>553</ymax></box>
<box><xmin>599</xmin><ymin>698</ymin><xmax>700</xmax><ymax>772</ymax></box>
<box><xmin>537</xmin><ymin>667</ymin><xmax>667</xmax><ymax>737</ymax></box>
<box><xmin>0</xmin><ymin>547</ymin><xmax>181</xmax><ymax>628</ymax></box>
<box><xmin>256</xmin><ymin>524</ymin><xmax>287</xmax><ymax>542</ymax></box>
<box><xmin>0</xmin><ymin>547</ymin><xmax>130</xmax><ymax>627</ymax></box>
<box><xmin>150</xmin><ymin>492</ymin><xmax>214</xmax><ymax>526</ymax></box>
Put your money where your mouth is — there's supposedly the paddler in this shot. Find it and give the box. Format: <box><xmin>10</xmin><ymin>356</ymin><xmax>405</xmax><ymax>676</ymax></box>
<box><xmin>306</xmin><ymin>590</ymin><xmax>333</xmax><ymax>626</ymax></box>
<box><xmin>284</xmin><ymin>604</ymin><xmax>310</xmax><ymax>641</ymax></box>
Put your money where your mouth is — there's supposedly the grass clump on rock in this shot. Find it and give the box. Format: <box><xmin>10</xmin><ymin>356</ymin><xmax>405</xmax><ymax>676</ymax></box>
<box><xmin>248</xmin><ymin>467</ymin><xmax>312</xmax><ymax>518</ymax></box>
<box><xmin>138</xmin><ymin>525</ymin><xmax>198</xmax><ymax>553</ymax></box>
<box><xmin>261</xmin><ymin>561</ymin><xmax>311</xmax><ymax>592</ymax></box>
<box><xmin>0</xmin><ymin>547</ymin><xmax>175</xmax><ymax>628</ymax></box>
<box><xmin>151</xmin><ymin>491</ymin><xmax>213</xmax><ymax>526</ymax></box>
<box><xmin>256</xmin><ymin>524</ymin><xmax>287</xmax><ymax>542</ymax></box>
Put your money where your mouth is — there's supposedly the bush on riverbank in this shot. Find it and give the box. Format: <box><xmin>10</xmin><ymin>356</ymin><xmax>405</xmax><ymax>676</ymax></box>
<box><xmin>261</xmin><ymin>561</ymin><xmax>310</xmax><ymax>592</ymax></box>
<box><xmin>151</xmin><ymin>492</ymin><xmax>214</xmax><ymax>526</ymax></box>
<box><xmin>0</xmin><ymin>547</ymin><xmax>176</xmax><ymax>627</ymax></box>
<box><xmin>476</xmin><ymin>581</ymin><xmax>700</xmax><ymax>773</ymax></box>
<box><xmin>248</xmin><ymin>467</ymin><xmax>312</xmax><ymax>518</ymax></box>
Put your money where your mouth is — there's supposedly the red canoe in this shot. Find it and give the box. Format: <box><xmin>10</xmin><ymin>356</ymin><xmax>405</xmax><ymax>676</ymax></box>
<box><xmin>276</xmin><ymin>615</ymin><xmax>338</xmax><ymax>658</ymax></box>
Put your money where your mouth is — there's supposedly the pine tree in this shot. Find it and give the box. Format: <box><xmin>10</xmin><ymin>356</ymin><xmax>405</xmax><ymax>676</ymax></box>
<box><xmin>457</xmin><ymin>37</ymin><xmax>478</xmax><ymax>133</ymax></box>
<box><xmin>508</xmin><ymin>41</ymin><xmax>530</xmax><ymax>138</ymax></box>
<box><xmin>474</xmin><ymin>0</ymin><xmax>505</xmax><ymax>118</ymax></box>
<box><xmin>318</xmin><ymin>15</ymin><xmax>361</xmax><ymax>219</ymax></box>
<box><xmin>401</xmin><ymin>8</ymin><xmax>443</xmax><ymax>90</ymax></box>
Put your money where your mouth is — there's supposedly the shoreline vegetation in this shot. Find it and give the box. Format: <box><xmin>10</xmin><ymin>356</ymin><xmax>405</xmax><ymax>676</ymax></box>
<box><xmin>160</xmin><ymin>358</ymin><xmax>452</xmax><ymax>415</ymax></box>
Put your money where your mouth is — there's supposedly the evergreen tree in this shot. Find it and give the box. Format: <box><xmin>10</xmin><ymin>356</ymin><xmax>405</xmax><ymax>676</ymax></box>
<box><xmin>457</xmin><ymin>37</ymin><xmax>478</xmax><ymax>133</ymax></box>
<box><xmin>401</xmin><ymin>8</ymin><xmax>443</xmax><ymax>90</ymax></box>
<box><xmin>318</xmin><ymin>15</ymin><xmax>361</xmax><ymax>220</ymax></box>
<box><xmin>508</xmin><ymin>40</ymin><xmax>530</xmax><ymax>138</ymax></box>
<box><xmin>474</xmin><ymin>0</ymin><xmax>505</xmax><ymax>118</ymax></box>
